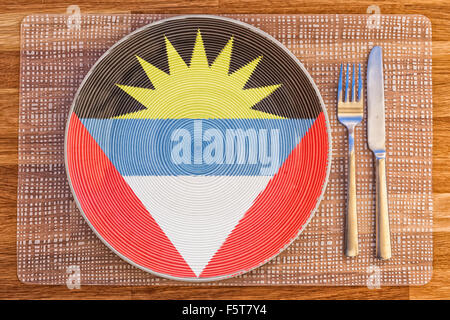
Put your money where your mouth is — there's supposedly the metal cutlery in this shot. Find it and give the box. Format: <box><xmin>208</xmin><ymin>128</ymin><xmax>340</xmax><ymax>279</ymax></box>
<box><xmin>337</xmin><ymin>63</ymin><xmax>363</xmax><ymax>257</ymax></box>
<box><xmin>367</xmin><ymin>46</ymin><xmax>391</xmax><ymax>260</ymax></box>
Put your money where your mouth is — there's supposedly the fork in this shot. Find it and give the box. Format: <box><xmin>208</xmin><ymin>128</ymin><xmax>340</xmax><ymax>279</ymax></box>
<box><xmin>337</xmin><ymin>63</ymin><xmax>363</xmax><ymax>257</ymax></box>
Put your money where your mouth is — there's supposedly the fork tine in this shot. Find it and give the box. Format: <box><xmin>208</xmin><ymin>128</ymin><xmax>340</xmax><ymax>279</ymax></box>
<box><xmin>338</xmin><ymin>63</ymin><xmax>343</xmax><ymax>102</ymax></box>
<box><xmin>357</xmin><ymin>63</ymin><xmax>362</xmax><ymax>101</ymax></box>
<box><xmin>351</xmin><ymin>63</ymin><xmax>356</xmax><ymax>102</ymax></box>
<box><xmin>344</xmin><ymin>63</ymin><xmax>349</xmax><ymax>102</ymax></box>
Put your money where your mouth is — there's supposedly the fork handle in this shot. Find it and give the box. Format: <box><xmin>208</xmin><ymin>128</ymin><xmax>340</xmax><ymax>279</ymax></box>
<box><xmin>345</xmin><ymin>130</ymin><xmax>358</xmax><ymax>257</ymax></box>
<box><xmin>375</xmin><ymin>156</ymin><xmax>391</xmax><ymax>260</ymax></box>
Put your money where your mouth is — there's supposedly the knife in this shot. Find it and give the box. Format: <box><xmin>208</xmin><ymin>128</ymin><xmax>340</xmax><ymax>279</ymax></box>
<box><xmin>367</xmin><ymin>46</ymin><xmax>391</xmax><ymax>260</ymax></box>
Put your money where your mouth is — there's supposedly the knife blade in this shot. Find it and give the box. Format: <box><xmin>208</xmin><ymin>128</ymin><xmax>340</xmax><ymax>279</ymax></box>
<box><xmin>367</xmin><ymin>46</ymin><xmax>386</xmax><ymax>154</ymax></box>
<box><xmin>367</xmin><ymin>46</ymin><xmax>391</xmax><ymax>260</ymax></box>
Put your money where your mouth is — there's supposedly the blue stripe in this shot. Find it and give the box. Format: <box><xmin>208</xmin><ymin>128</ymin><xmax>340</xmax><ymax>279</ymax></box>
<box><xmin>80</xmin><ymin>118</ymin><xmax>314</xmax><ymax>176</ymax></box>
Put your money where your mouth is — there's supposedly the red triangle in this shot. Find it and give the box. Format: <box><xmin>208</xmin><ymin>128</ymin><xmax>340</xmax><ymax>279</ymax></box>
<box><xmin>67</xmin><ymin>113</ymin><xmax>196</xmax><ymax>278</ymax></box>
<box><xmin>200</xmin><ymin>112</ymin><xmax>329</xmax><ymax>278</ymax></box>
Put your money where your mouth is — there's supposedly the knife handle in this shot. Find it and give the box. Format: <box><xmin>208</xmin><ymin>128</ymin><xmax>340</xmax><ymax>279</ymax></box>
<box><xmin>345</xmin><ymin>130</ymin><xmax>358</xmax><ymax>257</ymax></box>
<box><xmin>375</xmin><ymin>156</ymin><xmax>391</xmax><ymax>260</ymax></box>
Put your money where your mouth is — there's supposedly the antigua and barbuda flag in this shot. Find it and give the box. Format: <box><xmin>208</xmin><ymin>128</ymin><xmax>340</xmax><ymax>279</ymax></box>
<box><xmin>66</xmin><ymin>16</ymin><xmax>330</xmax><ymax>281</ymax></box>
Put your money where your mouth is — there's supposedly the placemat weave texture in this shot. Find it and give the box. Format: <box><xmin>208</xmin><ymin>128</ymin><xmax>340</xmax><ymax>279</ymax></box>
<box><xmin>17</xmin><ymin>14</ymin><xmax>432</xmax><ymax>286</ymax></box>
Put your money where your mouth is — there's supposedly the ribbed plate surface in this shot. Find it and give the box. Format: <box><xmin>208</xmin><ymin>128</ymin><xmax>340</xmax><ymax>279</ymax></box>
<box><xmin>65</xmin><ymin>15</ymin><xmax>330</xmax><ymax>281</ymax></box>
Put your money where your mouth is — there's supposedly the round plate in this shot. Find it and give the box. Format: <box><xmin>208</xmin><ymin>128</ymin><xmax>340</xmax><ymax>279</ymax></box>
<box><xmin>65</xmin><ymin>15</ymin><xmax>331</xmax><ymax>282</ymax></box>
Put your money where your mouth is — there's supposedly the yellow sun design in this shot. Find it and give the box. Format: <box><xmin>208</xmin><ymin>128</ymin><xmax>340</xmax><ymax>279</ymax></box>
<box><xmin>115</xmin><ymin>30</ymin><xmax>282</xmax><ymax>119</ymax></box>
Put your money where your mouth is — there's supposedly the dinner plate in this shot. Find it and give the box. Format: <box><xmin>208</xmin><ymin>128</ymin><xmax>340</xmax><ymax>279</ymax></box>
<box><xmin>65</xmin><ymin>15</ymin><xmax>331</xmax><ymax>282</ymax></box>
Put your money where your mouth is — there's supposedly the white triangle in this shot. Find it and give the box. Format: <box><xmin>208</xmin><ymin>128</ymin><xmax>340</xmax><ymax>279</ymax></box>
<box><xmin>124</xmin><ymin>175</ymin><xmax>271</xmax><ymax>277</ymax></box>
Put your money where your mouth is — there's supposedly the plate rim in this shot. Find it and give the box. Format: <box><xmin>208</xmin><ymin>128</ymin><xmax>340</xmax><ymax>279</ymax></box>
<box><xmin>64</xmin><ymin>14</ymin><xmax>333</xmax><ymax>282</ymax></box>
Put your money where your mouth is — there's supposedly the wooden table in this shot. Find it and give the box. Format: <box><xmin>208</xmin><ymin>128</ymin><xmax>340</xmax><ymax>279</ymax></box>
<box><xmin>0</xmin><ymin>0</ymin><xmax>448</xmax><ymax>300</ymax></box>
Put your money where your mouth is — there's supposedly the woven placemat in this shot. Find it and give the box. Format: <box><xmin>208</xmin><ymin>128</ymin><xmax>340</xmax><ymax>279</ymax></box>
<box><xmin>17</xmin><ymin>14</ymin><xmax>432</xmax><ymax>286</ymax></box>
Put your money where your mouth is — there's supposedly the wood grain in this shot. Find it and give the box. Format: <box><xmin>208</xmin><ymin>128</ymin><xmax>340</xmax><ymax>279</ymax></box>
<box><xmin>0</xmin><ymin>0</ymin><xmax>449</xmax><ymax>300</ymax></box>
